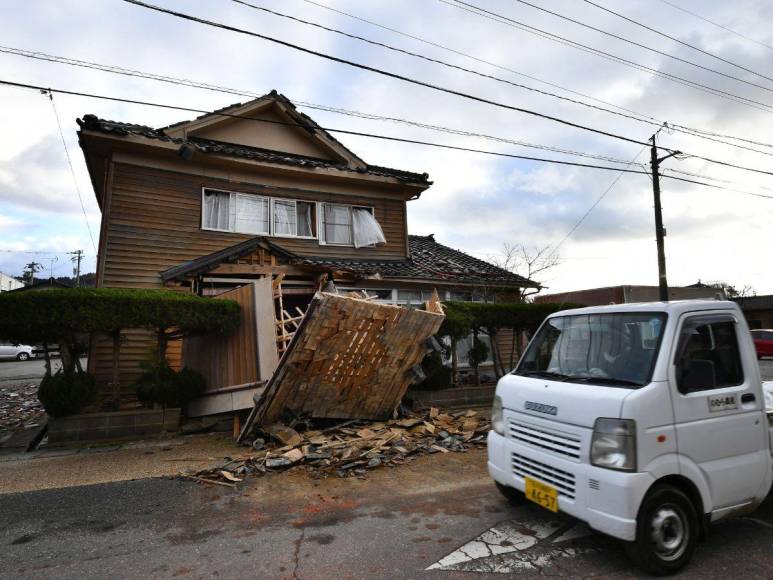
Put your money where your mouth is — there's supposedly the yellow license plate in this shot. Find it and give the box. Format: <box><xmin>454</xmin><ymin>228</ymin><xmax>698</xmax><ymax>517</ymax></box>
<box><xmin>524</xmin><ymin>476</ymin><xmax>558</xmax><ymax>512</ymax></box>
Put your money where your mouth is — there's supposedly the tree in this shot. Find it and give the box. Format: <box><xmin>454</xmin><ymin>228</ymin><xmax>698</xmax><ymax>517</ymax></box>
<box><xmin>701</xmin><ymin>280</ymin><xmax>756</xmax><ymax>299</ymax></box>
<box><xmin>490</xmin><ymin>243</ymin><xmax>560</xmax><ymax>302</ymax></box>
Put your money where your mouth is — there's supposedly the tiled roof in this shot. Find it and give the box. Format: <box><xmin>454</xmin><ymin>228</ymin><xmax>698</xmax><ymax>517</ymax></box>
<box><xmin>77</xmin><ymin>91</ymin><xmax>431</xmax><ymax>185</ymax></box>
<box><xmin>162</xmin><ymin>234</ymin><xmax>537</xmax><ymax>289</ymax></box>
<box><xmin>294</xmin><ymin>235</ymin><xmax>537</xmax><ymax>287</ymax></box>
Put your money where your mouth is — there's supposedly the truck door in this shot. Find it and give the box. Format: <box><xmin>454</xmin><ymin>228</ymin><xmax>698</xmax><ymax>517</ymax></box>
<box><xmin>669</xmin><ymin>312</ymin><xmax>768</xmax><ymax>511</ymax></box>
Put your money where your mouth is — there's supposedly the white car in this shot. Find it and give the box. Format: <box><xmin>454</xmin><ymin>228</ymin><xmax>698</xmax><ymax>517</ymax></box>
<box><xmin>0</xmin><ymin>342</ymin><xmax>36</xmax><ymax>361</ymax></box>
<box><xmin>489</xmin><ymin>300</ymin><xmax>772</xmax><ymax>575</ymax></box>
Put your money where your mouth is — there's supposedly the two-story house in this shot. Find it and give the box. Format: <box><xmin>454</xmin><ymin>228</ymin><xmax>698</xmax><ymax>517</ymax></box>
<box><xmin>78</xmin><ymin>91</ymin><xmax>536</xmax><ymax>411</ymax></box>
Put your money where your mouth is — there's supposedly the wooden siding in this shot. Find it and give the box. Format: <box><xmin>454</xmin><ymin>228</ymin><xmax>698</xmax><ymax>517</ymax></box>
<box><xmin>90</xmin><ymin>161</ymin><xmax>409</xmax><ymax>386</ymax></box>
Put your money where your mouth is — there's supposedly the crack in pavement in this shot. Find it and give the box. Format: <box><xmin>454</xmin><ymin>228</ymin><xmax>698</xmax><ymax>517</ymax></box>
<box><xmin>290</xmin><ymin>528</ymin><xmax>305</xmax><ymax>580</ymax></box>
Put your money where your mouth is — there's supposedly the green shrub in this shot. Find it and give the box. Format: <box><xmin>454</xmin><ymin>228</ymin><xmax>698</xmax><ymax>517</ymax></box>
<box><xmin>38</xmin><ymin>371</ymin><xmax>98</xmax><ymax>417</ymax></box>
<box><xmin>133</xmin><ymin>360</ymin><xmax>206</xmax><ymax>409</ymax></box>
<box><xmin>440</xmin><ymin>301</ymin><xmax>584</xmax><ymax>339</ymax></box>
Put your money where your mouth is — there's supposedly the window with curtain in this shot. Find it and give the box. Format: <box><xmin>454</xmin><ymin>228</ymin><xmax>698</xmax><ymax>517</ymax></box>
<box><xmin>231</xmin><ymin>193</ymin><xmax>269</xmax><ymax>235</ymax></box>
<box><xmin>202</xmin><ymin>189</ymin><xmax>230</xmax><ymax>231</ymax></box>
<box><xmin>322</xmin><ymin>203</ymin><xmax>353</xmax><ymax>245</ymax></box>
<box><xmin>273</xmin><ymin>199</ymin><xmax>297</xmax><ymax>236</ymax></box>
<box><xmin>297</xmin><ymin>201</ymin><xmax>315</xmax><ymax>237</ymax></box>
<box><xmin>352</xmin><ymin>207</ymin><xmax>386</xmax><ymax>247</ymax></box>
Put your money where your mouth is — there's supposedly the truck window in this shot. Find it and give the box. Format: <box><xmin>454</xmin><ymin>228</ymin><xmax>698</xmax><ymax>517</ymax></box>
<box><xmin>516</xmin><ymin>312</ymin><xmax>667</xmax><ymax>387</ymax></box>
<box><xmin>675</xmin><ymin>318</ymin><xmax>744</xmax><ymax>393</ymax></box>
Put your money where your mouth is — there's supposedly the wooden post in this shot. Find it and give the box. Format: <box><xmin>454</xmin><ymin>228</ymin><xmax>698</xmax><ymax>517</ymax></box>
<box><xmin>111</xmin><ymin>330</ymin><xmax>121</xmax><ymax>409</ymax></box>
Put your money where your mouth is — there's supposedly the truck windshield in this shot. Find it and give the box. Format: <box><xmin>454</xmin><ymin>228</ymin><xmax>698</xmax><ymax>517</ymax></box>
<box><xmin>515</xmin><ymin>312</ymin><xmax>667</xmax><ymax>387</ymax></box>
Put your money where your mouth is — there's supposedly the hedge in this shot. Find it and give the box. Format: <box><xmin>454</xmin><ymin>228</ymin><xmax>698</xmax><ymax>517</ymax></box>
<box><xmin>0</xmin><ymin>288</ymin><xmax>241</xmax><ymax>345</ymax></box>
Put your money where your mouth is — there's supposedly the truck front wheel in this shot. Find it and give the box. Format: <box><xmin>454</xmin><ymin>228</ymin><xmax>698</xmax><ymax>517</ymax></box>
<box><xmin>625</xmin><ymin>484</ymin><xmax>698</xmax><ymax>575</ymax></box>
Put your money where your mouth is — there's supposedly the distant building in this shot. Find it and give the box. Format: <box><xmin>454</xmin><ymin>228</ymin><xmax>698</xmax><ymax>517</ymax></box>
<box><xmin>535</xmin><ymin>284</ymin><xmax>726</xmax><ymax>307</ymax></box>
<box><xmin>733</xmin><ymin>295</ymin><xmax>773</xmax><ymax>330</ymax></box>
<box><xmin>0</xmin><ymin>272</ymin><xmax>24</xmax><ymax>293</ymax></box>
<box><xmin>5</xmin><ymin>277</ymin><xmax>71</xmax><ymax>293</ymax></box>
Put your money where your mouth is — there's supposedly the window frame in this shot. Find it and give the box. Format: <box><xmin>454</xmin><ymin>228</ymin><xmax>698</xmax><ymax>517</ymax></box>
<box><xmin>673</xmin><ymin>313</ymin><xmax>745</xmax><ymax>395</ymax></box>
<box><xmin>319</xmin><ymin>202</ymin><xmax>376</xmax><ymax>247</ymax></box>
<box><xmin>200</xmin><ymin>187</ymin><xmax>319</xmax><ymax>240</ymax></box>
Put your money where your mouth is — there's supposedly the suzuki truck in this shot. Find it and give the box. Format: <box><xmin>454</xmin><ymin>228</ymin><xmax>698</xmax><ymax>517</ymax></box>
<box><xmin>488</xmin><ymin>300</ymin><xmax>773</xmax><ymax>574</ymax></box>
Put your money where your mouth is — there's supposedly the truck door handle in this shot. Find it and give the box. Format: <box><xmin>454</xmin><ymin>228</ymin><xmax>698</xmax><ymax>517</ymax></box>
<box><xmin>741</xmin><ymin>393</ymin><xmax>755</xmax><ymax>404</ymax></box>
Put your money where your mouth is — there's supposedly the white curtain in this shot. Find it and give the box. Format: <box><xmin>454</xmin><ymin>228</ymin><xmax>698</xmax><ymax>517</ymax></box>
<box><xmin>297</xmin><ymin>201</ymin><xmax>314</xmax><ymax>237</ymax></box>
<box><xmin>203</xmin><ymin>190</ymin><xmax>229</xmax><ymax>230</ymax></box>
<box><xmin>273</xmin><ymin>200</ymin><xmax>296</xmax><ymax>236</ymax></box>
<box><xmin>324</xmin><ymin>204</ymin><xmax>352</xmax><ymax>245</ymax></box>
<box><xmin>352</xmin><ymin>207</ymin><xmax>386</xmax><ymax>247</ymax></box>
<box><xmin>230</xmin><ymin>194</ymin><xmax>269</xmax><ymax>235</ymax></box>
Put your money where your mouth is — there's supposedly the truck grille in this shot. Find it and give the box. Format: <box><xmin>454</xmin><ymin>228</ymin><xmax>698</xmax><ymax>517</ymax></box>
<box><xmin>509</xmin><ymin>420</ymin><xmax>582</xmax><ymax>460</ymax></box>
<box><xmin>511</xmin><ymin>452</ymin><xmax>576</xmax><ymax>499</ymax></box>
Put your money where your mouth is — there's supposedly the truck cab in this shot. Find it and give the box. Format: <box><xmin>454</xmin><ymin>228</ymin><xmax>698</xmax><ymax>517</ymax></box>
<box><xmin>488</xmin><ymin>300</ymin><xmax>772</xmax><ymax>575</ymax></box>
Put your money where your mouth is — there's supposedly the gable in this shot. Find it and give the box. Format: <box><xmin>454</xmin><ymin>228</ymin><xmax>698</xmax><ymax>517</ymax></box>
<box><xmin>191</xmin><ymin>106</ymin><xmax>340</xmax><ymax>161</ymax></box>
<box><xmin>163</xmin><ymin>96</ymin><xmax>365</xmax><ymax>166</ymax></box>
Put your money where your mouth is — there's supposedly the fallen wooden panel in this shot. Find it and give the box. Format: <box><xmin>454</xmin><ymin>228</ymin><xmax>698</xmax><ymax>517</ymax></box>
<box><xmin>239</xmin><ymin>292</ymin><xmax>444</xmax><ymax>440</ymax></box>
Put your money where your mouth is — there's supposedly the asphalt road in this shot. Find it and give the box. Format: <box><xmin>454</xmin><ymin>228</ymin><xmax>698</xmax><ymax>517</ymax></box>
<box><xmin>0</xmin><ymin>358</ymin><xmax>83</xmax><ymax>384</ymax></box>
<box><xmin>4</xmin><ymin>449</ymin><xmax>773</xmax><ymax>579</ymax></box>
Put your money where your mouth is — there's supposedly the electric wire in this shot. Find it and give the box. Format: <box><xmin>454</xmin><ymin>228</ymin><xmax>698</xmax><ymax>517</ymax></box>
<box><xmin>2</xmin><ymin>77</ymin><xmax>770</xmax><ymax>200</ymax></box>
<box><xmin>47</xmin><ymin>91</ymin><xmax>98</xmax><ymax>253</ymax></box>
<box><xmin>440</xmin><ymin>0</ymin><xmax>773</xmax><ymax>114</ymax></box>
<box><xmin>657</xmin><ymin>0</ymin><xmax>773</xmax><ymax>52</ymax></box>
<box><xmin>121</xmin><ymin>0</ymin><xmax>651</xmax><ymax>147</ymax></box>
<box><xmin>581</xmin><ymin>0</ymin><xmax>773</xmax><ymax>83</ymax></box>
<box><xmin>119</xmin><ymin>0</ymin><xmax>773</xmax><ymax>178</ymax></box>
<box><xmin>547</xmin><ymin>146</ymin><xmax>648</xmax><ymax>259</ymax></box>
<box><xmin>0</xmin><ymin>78</ymin><xmax>651</xmax><ymax>175</ymax></box>
<box><xmin>512</xmin><ymin>0</ymin><xmax>773</xmax><ymax>94</ymax></box>
<box><xmin>6</xmin><ymin>43</ymin><xmax>773</xmax><ymax>160</ymax></box>
<box><xmin>296</xmin><ymin>0</ymin><xmax>773</xmax><ymax>151</ymax></box>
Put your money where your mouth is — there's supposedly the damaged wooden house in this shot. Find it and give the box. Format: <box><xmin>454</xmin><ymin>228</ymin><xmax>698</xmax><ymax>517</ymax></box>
<box><xmin>77</xmin><ymin>91</ymin><xmax>536</xmax><ymax>419</ymax></box>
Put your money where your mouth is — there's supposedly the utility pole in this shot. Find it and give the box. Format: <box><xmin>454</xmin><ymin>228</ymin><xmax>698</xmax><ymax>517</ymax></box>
<box><xmin>23</xmin><ymin>261</ymin><xmax>41</xmax><ymax>286</ymax></box>
<box><xmin>649</xmin><ymin>132</ymin><xmax>680</xmax><ymax>302</ymax></box>
<box><xmin>69</xmin><ymin>250</ymin><xmax>84</xmax><ymax>287</ymax></box>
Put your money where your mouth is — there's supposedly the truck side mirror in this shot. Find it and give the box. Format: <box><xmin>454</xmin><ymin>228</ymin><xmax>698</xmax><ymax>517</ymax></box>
<box><xmin>680</xmin><ymin>359</ymin><xmax>716</xmax><ymax>393</ymax></box>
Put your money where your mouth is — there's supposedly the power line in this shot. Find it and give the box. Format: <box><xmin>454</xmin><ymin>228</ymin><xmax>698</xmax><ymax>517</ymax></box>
<box><xmin>2</xmin><ymin>78</ymin><xmax>654</xmax><ymax>174</ymax></box>
<box><xmin>547</xmin><ymin>147</ymin><xmax>649</xmax><ymax>259</ymax></box>
<box><xmin>121</xmin><ymin>0</ymin><xmax>651</xmax><ymax>147</ymax></box>
<box><xmin>657</xmin><ymin>0</ymin><xmax>773</xmax><ymax>52</ymax></box>
<box><xmin>581</xmin><ymin>0</ymin><xmax>773</xmax><ymax>83</ymax></box>
<box><xmin>440</xmin><ymin>0</ymin><xmax>773</xmax><ymax>114</ymax></box>
<box><xmin>6</xmin><ymin>43</ymin><xmax>773</xmax><ymax>161</ymax></box>
<box><xmin>231</xmin><ymin>1</ymin><xmax>773</xmax><ymax>160</ymax></box>
<box><xmin>47</xmin><ymin>91</ymin><xmax>98</xmax><ymax>253</ymax></box>
<box><xmin>513</xmin><ymin>0</ymin><xmax>773</xmax><ymax>94</ymax></box>
<box><xmin>118</xmin><ymin>0</ymin><xmax>773</xmax><ymax>179</ymax></box>
<box><xmin>4</xmin><ymin>77</ymin><xmax>773</xmax><ymax>199</ymax></box>
<box><xmin>295</xmin><ymin>0</ymin><xmax>773</xmax><ymax>151</ymax></box>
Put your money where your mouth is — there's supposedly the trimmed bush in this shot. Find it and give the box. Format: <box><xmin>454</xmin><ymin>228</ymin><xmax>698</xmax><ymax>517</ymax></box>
<box><xmin>440</xmin><ymin>301</ymin><xmax>584</xmax><ymax>339</ymax></box>
<box><xmin>38</xmin><ymin>371</ymin><xmax>98</xmax><ymax>417</ymax></box>
<box><xmin>133</xmin><ymin>359</ymin><xmax>206</xmax><ymax>409</ymax></box>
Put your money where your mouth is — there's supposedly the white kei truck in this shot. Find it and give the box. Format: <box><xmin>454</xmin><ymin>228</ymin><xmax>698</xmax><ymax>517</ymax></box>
<box><xmin>488</xmin><ymin>300</ymin><xmax>773</xmax><ymax>575</ymax></box>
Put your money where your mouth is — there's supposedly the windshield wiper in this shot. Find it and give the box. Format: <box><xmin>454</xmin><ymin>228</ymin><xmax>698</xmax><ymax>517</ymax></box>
<box><xmin>515</xmin><ymin>370</ymin><xmax>570</xmax><ymax>381</ymax></box>
<box><xmin>563</xmin><ymin>376</ymin><xmax>644</xmax><ymax>387</ymax></box>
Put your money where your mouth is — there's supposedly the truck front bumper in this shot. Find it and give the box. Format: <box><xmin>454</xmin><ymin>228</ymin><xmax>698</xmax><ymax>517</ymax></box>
<box><xmin>488</xmin><ymin>430</ymin><xmax>654</xmax><ymax>542</ymax></box>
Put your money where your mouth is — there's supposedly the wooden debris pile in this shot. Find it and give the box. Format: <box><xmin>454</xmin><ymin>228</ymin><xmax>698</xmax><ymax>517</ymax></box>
<box><xmin>184</xmin><ymin>409</ymin><xmax>488</xmax><ymax>485</ymax></box>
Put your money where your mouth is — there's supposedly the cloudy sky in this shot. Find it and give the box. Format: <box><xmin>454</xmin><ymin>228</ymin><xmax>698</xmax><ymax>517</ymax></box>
<box><xmin>1</xmin><ymin>0</ymin><xmax>772</xmax><ymax>294</ymax></box>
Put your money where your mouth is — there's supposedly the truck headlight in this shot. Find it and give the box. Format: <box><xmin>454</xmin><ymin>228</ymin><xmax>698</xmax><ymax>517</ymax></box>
<box><xmin>590</xmin><ymin>418</ymin><xmax>636</xmax><ymax>471</ymax></box>
<box><xmin>491</xmin><ymin>395</ymin><xmax>505</xmax><ymax>436</ymax></box>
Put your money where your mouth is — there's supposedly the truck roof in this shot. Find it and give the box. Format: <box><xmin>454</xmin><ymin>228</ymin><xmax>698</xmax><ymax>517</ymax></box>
<box><xmin>547</xmin><ymin>299</ymin><xmax>741</xmax><ymax>318</ymax></box>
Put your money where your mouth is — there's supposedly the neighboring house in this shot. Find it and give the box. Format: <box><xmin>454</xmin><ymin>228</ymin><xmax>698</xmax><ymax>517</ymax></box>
<box><xmin>0</xmin><ymin>272</ymin><xmax>24</xmax><ymax>292</ymax></box>
<box><xmin>733</xmin><ymin>295</ymin><xmax>773</xmax><ymax>330</ymax></box>
<box><xmin>5</xmin><ymin>278</ymin><xmax>72</xmax><ymax>293</ymax></box>
<box><xmin>536</xmin><ymin>284</ymin><xmax>726</xmax><ymax>306</ymax></box>
<box><xmin>78</xmin><ymin>91</ymin><xmax>536</xmax><ymax>407</ymax></box>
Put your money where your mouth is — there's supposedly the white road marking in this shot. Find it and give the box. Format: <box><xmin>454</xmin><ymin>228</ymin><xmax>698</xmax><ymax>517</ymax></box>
<box><xmin>427</xmin><ymin>517</ymin><xmax>597</xmax><ymax>573</ymax></box>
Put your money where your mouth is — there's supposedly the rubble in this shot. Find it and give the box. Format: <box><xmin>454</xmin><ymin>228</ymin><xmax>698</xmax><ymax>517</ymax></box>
<box><xmin>0</xmin><ymin>382</ymin><xmax>45</xmax><ymax>434</ymax></box>
<box><xmin>184</xmin><ymin>408</ymin><xmax>489</xmax><ymax>484</ymax></box>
